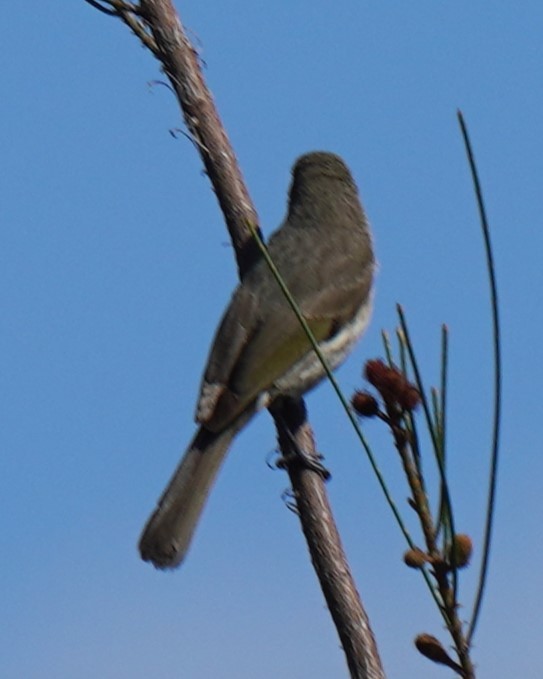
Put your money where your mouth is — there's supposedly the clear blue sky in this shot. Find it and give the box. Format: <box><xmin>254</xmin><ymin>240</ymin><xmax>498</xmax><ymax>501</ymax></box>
<box><xmin>2</xmin><ymin>3</ymin><xmax>541</xmax><ymax>678</ymax></box>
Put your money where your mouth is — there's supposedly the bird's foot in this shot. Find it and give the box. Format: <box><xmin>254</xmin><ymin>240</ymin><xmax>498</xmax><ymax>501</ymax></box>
<box><xmin>275</xmin><ymin>428</ymin><xmax>331</xmax><ymax>480</ymax></box>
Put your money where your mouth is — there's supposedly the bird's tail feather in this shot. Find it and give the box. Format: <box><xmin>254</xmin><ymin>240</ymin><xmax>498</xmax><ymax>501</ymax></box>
<box><xmin>139</xmin><ymin>411</ymin><xmax>253</xmax><ymax>569</ymax></box>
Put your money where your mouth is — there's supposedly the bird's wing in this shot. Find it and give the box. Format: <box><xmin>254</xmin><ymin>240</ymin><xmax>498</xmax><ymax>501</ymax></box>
<box><xmin>198</xmin><ymin>275</ymin><xmax>371</xmax><ymax>432</ymax></box>
<box><xmin>197</xmin><ymin>222</ymin><xmax>374</xmax><ymax>431</ymax></box>
<box><xmin>230</xmin><ymin>272</ymin><xmax>373</xmax><ymax>393</ymax></box>
<box><xmin>195</xmin><ymin>283</ymin><xmax>258</xmax><ymax>424</ymax></box>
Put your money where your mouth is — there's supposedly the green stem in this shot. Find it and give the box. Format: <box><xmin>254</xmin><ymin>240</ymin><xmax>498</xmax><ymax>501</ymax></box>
<box><xmin>457</xmin><ymin>110</ymin><xmax>502</xmax><ymax>645</ymax></box>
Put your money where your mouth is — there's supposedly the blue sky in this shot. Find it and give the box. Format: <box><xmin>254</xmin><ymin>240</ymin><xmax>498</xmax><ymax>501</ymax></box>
<box><xmin>2</xmin><ymin>3</ymin><xmax>542</xmax><ymax>678</ymax></box>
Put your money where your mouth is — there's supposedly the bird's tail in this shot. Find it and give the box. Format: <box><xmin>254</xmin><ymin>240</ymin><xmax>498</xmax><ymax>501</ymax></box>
<box><xmin>139</xmin><ymin>412</ymin><xmax>252</xmax><ymax>569</ymax></box>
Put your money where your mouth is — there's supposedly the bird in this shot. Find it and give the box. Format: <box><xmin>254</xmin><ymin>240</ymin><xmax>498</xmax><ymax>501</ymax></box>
<box><xmin>139</xmin><ymin>151</ymin><xmax>375</xmax><ymax>569</ymax></box>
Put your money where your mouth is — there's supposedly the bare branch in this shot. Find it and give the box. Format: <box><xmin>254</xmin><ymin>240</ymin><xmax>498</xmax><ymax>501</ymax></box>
<box><xmin>271</xmin><ymin>398</ymin><xmax>386</xmax><ymax>679</ymax></box>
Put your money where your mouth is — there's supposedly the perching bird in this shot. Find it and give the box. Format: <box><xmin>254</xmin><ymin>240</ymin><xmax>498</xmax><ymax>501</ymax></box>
<box><xmin>139</xmin><ymin>151</ymin><xmax>375</xmax><ymax>569</ymax></box>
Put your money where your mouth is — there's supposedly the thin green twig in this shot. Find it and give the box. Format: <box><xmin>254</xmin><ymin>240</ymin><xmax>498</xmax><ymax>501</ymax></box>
<box><xmin>396</xmin><ymin>307</ymin><xmax>440</xmax><ymax>449</ymax></box>
<box><xmin>439</xmin><ymin>325</ymin><xmax>449</xmax><ymax>466</ymax></box>
<box><xmin>436</xmin><ymin>326</ymin><xmax>460</xmax><ymax>601</ymax></box>
<box><xmin>381</xmin><ymin>330</ymin><xmax>394</xmax><ymax>365</ymax></box>
<box><xmin>434</xmin><ymin>328</ymin><xmax>450</xmax><ymax>542</ymax></box>
<box><xmin>395</xmin><ymin>330</ymin><xmax>425</xmax><ymax>494</ymax></box>
<box><xmin>457</xmin><ymin>110</ymin><xmax>502</xmax><ymax>644</ymax></box>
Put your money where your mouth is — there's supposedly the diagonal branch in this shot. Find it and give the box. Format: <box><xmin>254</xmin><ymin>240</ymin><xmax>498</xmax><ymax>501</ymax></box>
<box><xmin>86</xmin><ymin>2</ymin><xmax>385</xmax><ymax>677</ymax></box>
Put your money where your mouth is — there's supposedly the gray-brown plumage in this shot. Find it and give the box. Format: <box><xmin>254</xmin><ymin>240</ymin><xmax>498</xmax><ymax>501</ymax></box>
<box><xmin>139</xmin><ymin>152</ymin><xmax>375</xmax><ymax>568</ymax></box>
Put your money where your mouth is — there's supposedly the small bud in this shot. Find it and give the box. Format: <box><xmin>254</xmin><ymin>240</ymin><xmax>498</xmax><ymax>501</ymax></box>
<box><xmin>403</xmin><ymin>548</ymin><xmax>429</xmax><ymax>569</ymax></box>
<box><xmin>351</xmin><ymin>391</ymin><xmax>379</xmax><ymax>417</ymax></box>
<box><xmin>397</xmin><ymin>385</ymin><xmax>421</xmax><ymax>411</ymax></box>
<box><xmin>448</xmin><ymin>534</ymin><xmax>473</xmax><ymax>569</ymax></box>
<box><xmin>364</xmin><ymin>359</ymin><xmax>390</xmax><ymax>387</ymax></box>
<box><xmin>414</xmin><ymin>634</ymin><xmax>462</xmax><ymax>672</ymax></box>
<box><xmin>364</xmin><ymin>359</ymin><xmax>419</xmax><ymax>410</ymax></box>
